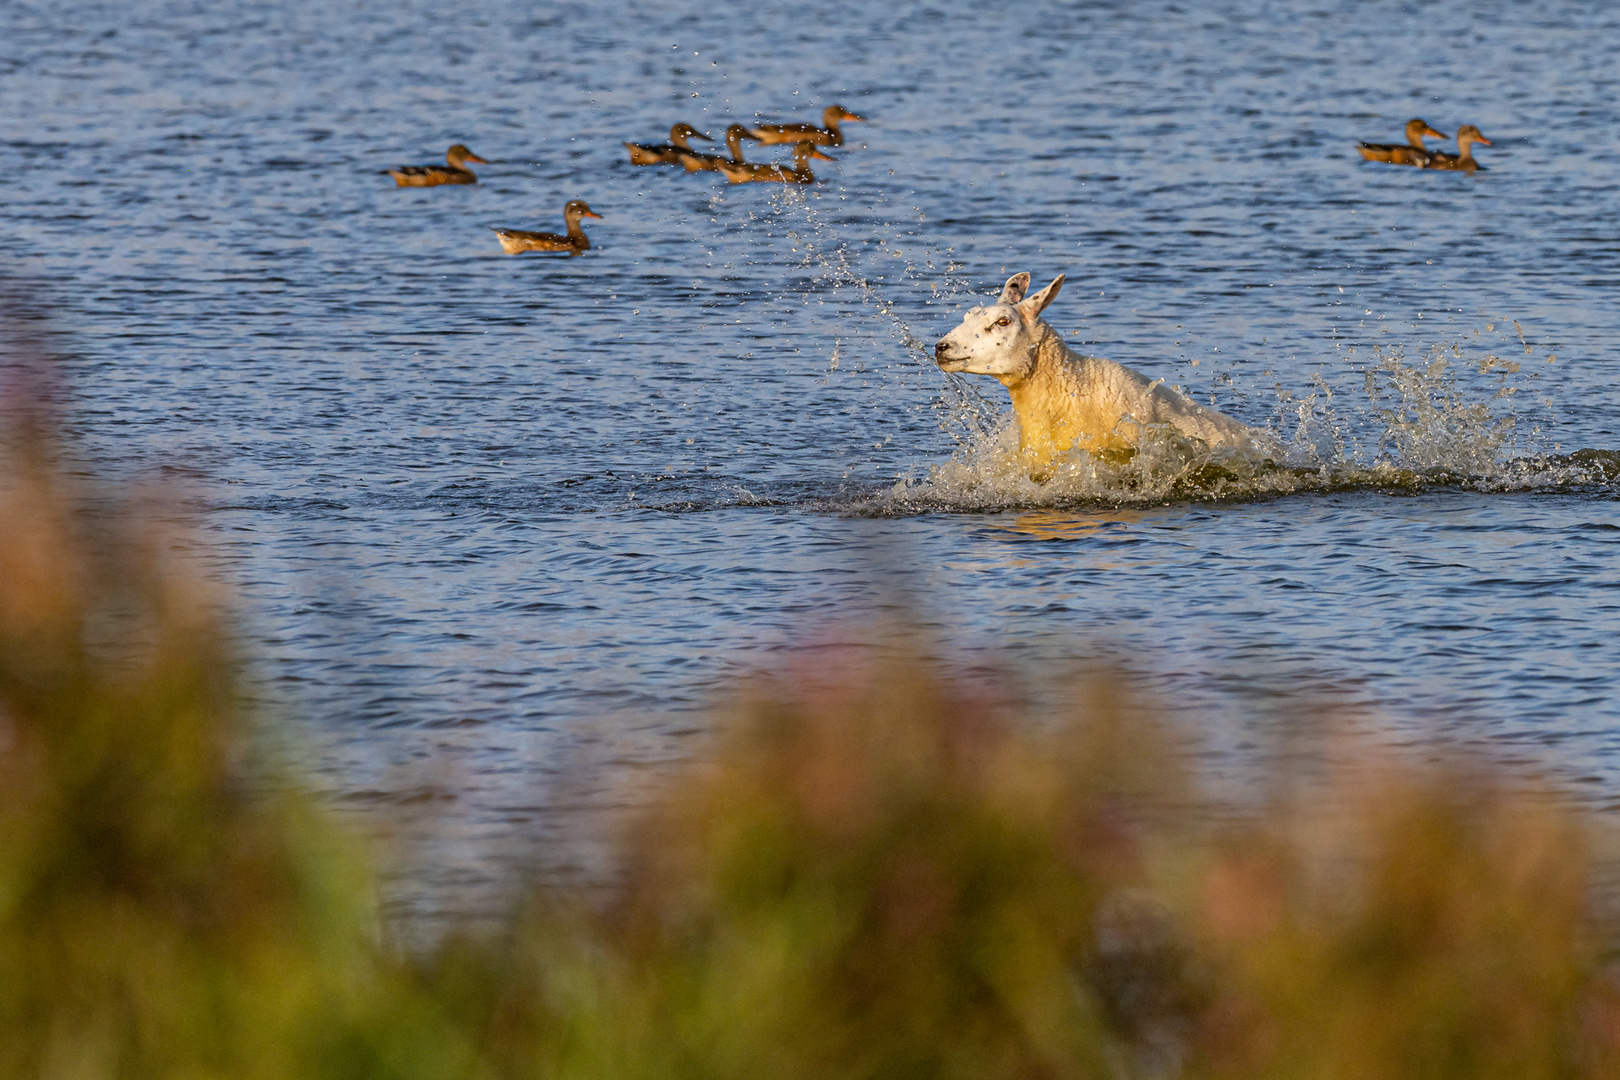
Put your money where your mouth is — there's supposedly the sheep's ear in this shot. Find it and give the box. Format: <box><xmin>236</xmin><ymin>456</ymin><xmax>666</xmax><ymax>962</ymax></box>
<box><xmin>1017</xmin><ymin>274</ymin><xmax>1065</xmax><ymax>320</ymax></box>
<box><xmin>998</xmin><ymin>273</ymin><xmax>1030</xmax><ymax>304</ymax></box>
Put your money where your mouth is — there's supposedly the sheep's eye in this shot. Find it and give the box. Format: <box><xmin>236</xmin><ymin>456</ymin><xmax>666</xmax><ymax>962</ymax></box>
<box><xmin>995</xmin><ymin>317</ymin><xmax>1011</xmax><ymax>327</ymax></box>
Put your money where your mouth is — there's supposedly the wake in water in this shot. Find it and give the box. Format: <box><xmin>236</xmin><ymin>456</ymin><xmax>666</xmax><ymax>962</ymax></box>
<box><xmin>874</xmin><ymin>343</ymin><xmax>1620</xmax><ymax>512</ymax></box>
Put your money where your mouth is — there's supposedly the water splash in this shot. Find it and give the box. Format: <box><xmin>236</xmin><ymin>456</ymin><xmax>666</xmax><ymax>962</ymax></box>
<box><xmin>741</xmin><ymin>189</ymin><xmax>1611</xmax><ymax>513</ymax></box>
<box><xmin>867</xmin><ymin>341</ymin><xmax>1619</xmax><ymax>514</ymax></box>
<box><xmin>767</xmin><ymin>185</ymin><xmax>1015</xmax><ymax>461</ymax></box>
<box><xmin>770</xmin><ymin>186</ymin><xmax>969</xmax><ymax>359</ymax></box>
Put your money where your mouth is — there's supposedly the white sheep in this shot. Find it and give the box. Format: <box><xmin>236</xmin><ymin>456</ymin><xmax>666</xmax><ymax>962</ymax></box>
<box><xmin>933</xmin><ymin>273</ymin><xmax>1266</xmax><ymax>468</ymax></box>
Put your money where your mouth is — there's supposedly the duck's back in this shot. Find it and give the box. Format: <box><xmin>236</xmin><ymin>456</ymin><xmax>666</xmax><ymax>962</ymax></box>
<box><xmin>1425</xmin><ymin>153</ymin><xmax>1485</xmax><ymax>172</ymax></box>
<box><xmin>625</xmin><ymin>141</ymin><xmax>685</xmax><ymax>166</ymax></box>
<box><xmin>494</xmin><ymin>229</ymin><xmax>580</xmax><ymax>253</ymax></box>
<box><xmin>390</xmin><ymin>166</ymin><xmax>474</xmax><ymax>187</ymax></box>
<box><xmin>1357</xmin><ymin>141</ymin><xmax>1436</xmax><ymax>167</ymax></box>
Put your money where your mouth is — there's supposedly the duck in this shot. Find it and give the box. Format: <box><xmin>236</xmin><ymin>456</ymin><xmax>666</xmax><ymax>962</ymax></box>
<box><xmin>1424</xmin><ymin>125</ymin><xmax>1492</xmax><ymax>171</ymax></box>
<box><xmin>745</xmin><ymin>105</ymin><xmax>865</xmax><ymax>147</ymax></box>
<box><xmin>717</xmin><ymin>141</ymin><xmax>835</xmax><ymax>184</ymax></box>
<box><xmin>492</xmin><ymin>200</ymin><xmax>601</xmax><ymax>254</ymax></box>
<box><xmin>388</xmin><ymin>144</ymin><xmax>489</xmax><ymax>186</ymax></box>
<box><xmin>1355</xmin><ymin>119</ymin><xmax>1446</xmax><ymax>167</ymax></box>
<box><xmin>677</xmin><ymin>123</ymin><xmax>760</xmax><ymax>172</ymax></box>
<box><xmin>624</xmin><ymin>122</ymin><xmax>712</xmax><ymax>166</ymax></box>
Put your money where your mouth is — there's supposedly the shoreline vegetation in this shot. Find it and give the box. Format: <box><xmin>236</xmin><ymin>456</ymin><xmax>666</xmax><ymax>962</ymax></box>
<box><xmin>5</xmin><ymin>366</ymin><xmax>1620</xmax><ymax>1076</ymax></box>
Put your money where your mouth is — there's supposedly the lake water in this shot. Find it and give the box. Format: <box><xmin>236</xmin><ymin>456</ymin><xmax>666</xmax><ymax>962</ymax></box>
<box><xmin>5</xmin><ymin>0</ymin><xmax>1620</xmax><ymax>924</ymax></box>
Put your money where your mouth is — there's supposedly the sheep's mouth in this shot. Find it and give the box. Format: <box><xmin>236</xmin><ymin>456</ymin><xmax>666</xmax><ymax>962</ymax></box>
<box><xmin>934</xmin><ymin>342</ymin><xmax>968</xmax><ymax>371</ymax></box>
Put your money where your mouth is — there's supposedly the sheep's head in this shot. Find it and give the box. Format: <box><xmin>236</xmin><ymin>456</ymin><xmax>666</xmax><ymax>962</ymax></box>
<box><xmin>934</xmin><ymin>273</ymin><xmax>1065</xmax><ymax>384</ymax></box>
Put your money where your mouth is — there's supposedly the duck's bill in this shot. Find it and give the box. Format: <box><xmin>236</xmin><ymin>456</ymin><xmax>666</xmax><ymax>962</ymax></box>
<box><xmin>1474</xmin><ymin>134</ymin><xmax>1493</xmax><ymax>144</ymax></box>
<box><xmin>1424</xmin><ymin>127</ymin><xmax>1446</xmax><ymax>139</ymax></box>
<box><xmin>811</xmin><ymin>149</ymin><xmax>836</xmax><ymax>161</ymax></box>
<box><xmin>843</xmin><ymin>112</ymin><xmax>866</xmax><ymax>121</ymax></box>
<box><xmin>583</xmin><ymin>210</ymin><xmax>603</xmax><ymax>218</ymax></box>
<box><xmin>691</xmin><ymin>131</ymin><xmax>714</xmax><ymax>141</ymax></box>
<box><xmin>467</xmin><ymin>154</ymin><xmax>491</xmax><ymax>163</ymax></box>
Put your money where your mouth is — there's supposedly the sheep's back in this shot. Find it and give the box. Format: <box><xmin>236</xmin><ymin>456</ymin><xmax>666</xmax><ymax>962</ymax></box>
<box><xmin>1061</xmin><ymin>349</ymin><xmax>1257</xmax><ymax>449</ymax></box>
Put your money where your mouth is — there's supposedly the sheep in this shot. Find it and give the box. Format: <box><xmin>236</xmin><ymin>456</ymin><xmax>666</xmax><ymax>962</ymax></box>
<box><xmin>933</xmin><ymin>273</ymin><xmax>1266</xmax><ymax>469</ymax></box>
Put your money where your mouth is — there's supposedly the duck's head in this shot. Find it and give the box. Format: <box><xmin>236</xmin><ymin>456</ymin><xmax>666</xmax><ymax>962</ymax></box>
<box><xmin>1455</xmin><ymin>124</ymin><xmax>1492</xmax><ymax>147</ymax></box>
<box><xmin>447</xmin><ymin>144</ymin><xmax>489</xmax><ymax>166</ymax></box>
<box><xmin>1405</xmin><ymin>119</ymin><xmax>1445</xmax><ymax>143</ymax></box>
<box><xmin>670</xmin><ymin>122</ymin><xmax>712</xmax><ymax>144</ymax></box>
<box><xmin>934</xmin><ymin>272</ymin><xmax>1066</xmax><ymax>383</ymax></box>
<box><xmin>564</xmin><ymin>199</ymin><xmax>602</xmax><ymax>220</ymax></box>
<box><xmin>791</xmin><ymin>141</ymin><xmax>836</xmax><ymax>163</ymax></box>
<box><xmin>824</xmin><ymin>105</ymin><xmax>865</xmax><ymax>126</ymax></box>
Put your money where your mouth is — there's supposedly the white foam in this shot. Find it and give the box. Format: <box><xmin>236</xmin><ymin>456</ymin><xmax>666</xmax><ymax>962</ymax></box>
<box><xmin>871</xmin><ymin>342</ymin><xmax>1613</xmax><ymax>512</ymax></box>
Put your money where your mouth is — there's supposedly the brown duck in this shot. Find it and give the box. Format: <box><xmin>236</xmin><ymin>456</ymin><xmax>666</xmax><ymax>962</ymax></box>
<box><xmin>745</xmin><ymin>104</ymin><xmax>865</xmax><ymax>147</ymax></box>
<box><xmin>718</xmin><ymin>141</ymin><xmax>835</xmax><ymax>184</ymax></box>
<box><xmin>492</xmin><ymin>200</ymin><xmax>601</xmax><ymax>254</ymax></box>
<box><xmin>388</xmin><ymin>144</ymin><xmax>489</xmax><ymax>186</ymax></box>
<box><xmin>624</xmin><ymin>123</ymin><xmax>712</xmax><ymax>166</ymax></box>
<box><xmin>1356</xmin><ymin>119</ymin><xmax>1446</xmax><ymax>166</ymax></box>
<box><xmin>1424</xmin><ymin>125</ymin><xmax>1492</xmax><ymax>171</ymax></box>
<box><xmin>678</xmin><ymin>123</ymin><xmax>760</xmax><ymax>172</ymax></box>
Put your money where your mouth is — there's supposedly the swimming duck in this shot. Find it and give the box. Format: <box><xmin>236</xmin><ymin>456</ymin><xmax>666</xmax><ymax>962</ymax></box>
<box><xmin>624</xmin><ymin>123</ymin><xmax>712</xmax><ymax>166</ymax></box>
<box><xmin>745</xmin><ymin>105</ymin><xmax>865</xmax><ymax>147</ymax></box>
<box><xmin>1424</xmin><ymin>125</ymin><xmax>1492</xmax><ymax>171</ymax></box>
<box><xmin>492</xmin><ymin>200</ymin><xmax>601</xmax><ymax>254</ymax></box>
<box><xmin>717</xmin><ymin>141</ymin><xmax>835</xmax><ymax>184</ymax></box>
<box><xmin>1355</xmin><ymin>119</ymin><xmax>1446</xmax><ymax>166</ymax></box>
<box><xmin>388</xmin><ymin>144</ymin><xmax>489</xmax><ymax>186</ymax></box>
<box><xmin>678</xmin><ymin>123</ymin><xmax>760</xmax><ymax>172</ymax></box>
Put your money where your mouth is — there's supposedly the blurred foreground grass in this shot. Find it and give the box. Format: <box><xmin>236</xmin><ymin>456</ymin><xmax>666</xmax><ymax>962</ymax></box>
<box><xmin>5</xmin><ymin>402</ymin><xmax>1620</xmax><ymax>1078</ymax></box>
